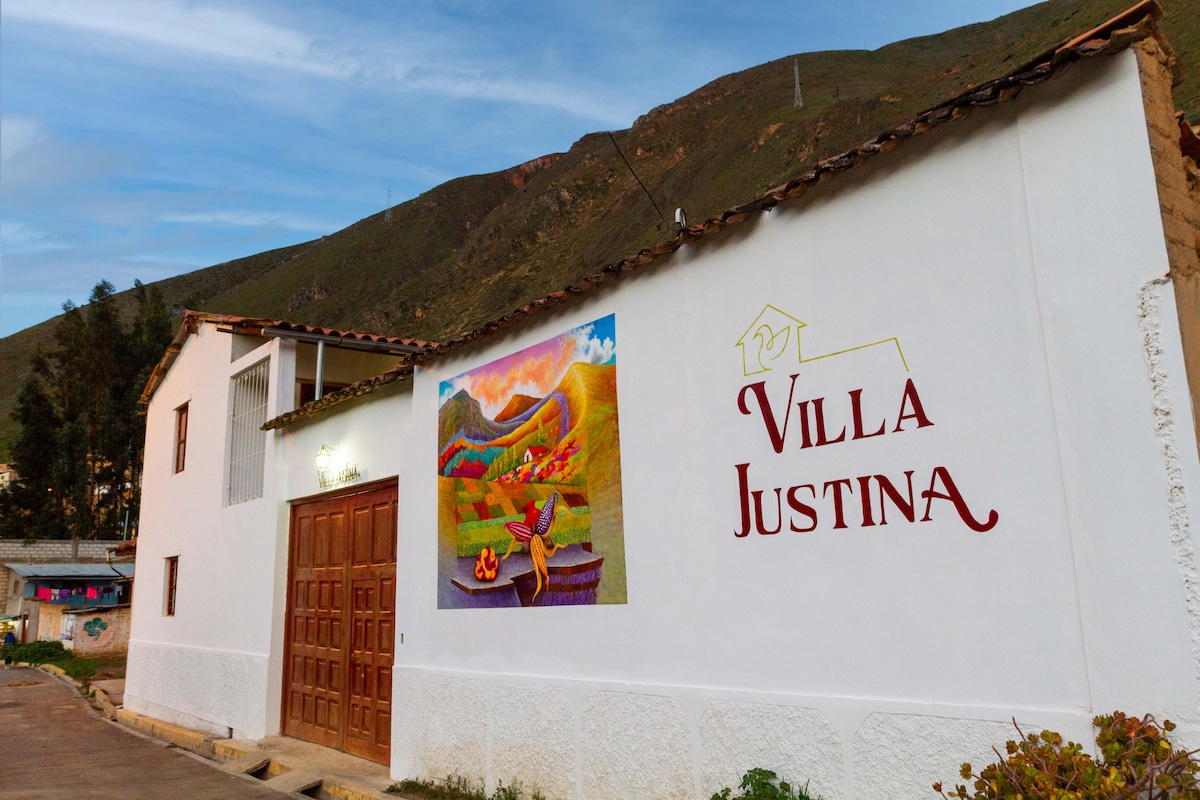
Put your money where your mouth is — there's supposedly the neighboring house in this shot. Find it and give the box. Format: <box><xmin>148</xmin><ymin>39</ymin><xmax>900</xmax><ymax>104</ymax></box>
<box><xmin>0</xmin><ymin>463</ymin><xmax>17</xmax><ymax>490</ymax></box>
<box><xmin>7</xmin><ymin>562</ymin><xmax>133</xmax><ymax>648</ymax></box>
<box><xmin>0</xmin><ymin>538</ymin><xmax>126</xmax><ymax>644</ymax></box>
<box><xmin>126</xmin><ymin>7</ymin><xmax>1200</xmax><ymax>799</ymax></box>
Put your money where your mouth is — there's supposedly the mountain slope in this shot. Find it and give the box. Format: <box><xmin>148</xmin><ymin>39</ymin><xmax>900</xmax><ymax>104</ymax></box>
<box><xmin>1</xmin><ymin>0</ymin><xmax>1197</xmax><ymax>456</ymax></box>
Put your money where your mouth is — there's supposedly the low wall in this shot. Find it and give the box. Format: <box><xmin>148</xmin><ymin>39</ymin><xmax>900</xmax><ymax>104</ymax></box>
<box><xmin>0</xmin><ymin>539</ymin><xmax>124</xmax><ymax>562</ymax></box>
<box><xmin>64</xmin><ymin>607</ymin><xmax>130</xmax><ymax>655</ymax></box>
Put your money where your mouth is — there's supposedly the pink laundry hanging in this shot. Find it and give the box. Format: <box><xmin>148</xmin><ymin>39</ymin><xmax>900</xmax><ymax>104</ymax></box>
<box><xmin>36</xmin><ymin>587</ymin><xmax>51</xmax><ymax>601</ymax></box>
<box><xmin>85</xmin><ymin>587</ymin><xmax>99</xmax><ymax>599</ymax></box>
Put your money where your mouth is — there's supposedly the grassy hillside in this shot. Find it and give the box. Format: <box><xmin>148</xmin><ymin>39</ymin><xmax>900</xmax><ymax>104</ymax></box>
<box><xmin>2</xmin><ymin>0</ymin><xmax>1197</xmax><ymax>457</ymax></box>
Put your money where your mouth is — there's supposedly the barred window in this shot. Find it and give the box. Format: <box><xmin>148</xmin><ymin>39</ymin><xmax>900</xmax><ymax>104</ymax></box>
<box><xmin>228</xmin><ymin>359</ymin><xmax>269</xmax><ymax>505</ymax></box>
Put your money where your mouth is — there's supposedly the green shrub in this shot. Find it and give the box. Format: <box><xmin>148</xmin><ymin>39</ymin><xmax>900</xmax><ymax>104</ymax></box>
<box><xmin>385</xmin><ymin>776</ymin><xmax>543</xmax><ymax>800</ymax></box>
<box><xmin>934</xmin><ymin>712</ymin><xmax>1200</xmax><ymax>799</ymax></box>
<box><xmin>2</xmin><ymin>639</ymin><xmax>67</xmax><ymax>664</ymax></box>
<box><xmin>712</xmin><ymin>768</ymin><xmax>822</xmax><ymax>800</ymax></box>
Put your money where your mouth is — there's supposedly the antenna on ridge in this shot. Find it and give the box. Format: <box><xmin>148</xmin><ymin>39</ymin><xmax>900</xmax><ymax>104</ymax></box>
<box><xmin>385</xmin><ymin>187</ymin><xmax>393</xmax><ymax>222</ymax></box>
<box><xmin>793</xmin><ymin>60</ymin><xmax>804</xmax><ymax>109</ymax></box>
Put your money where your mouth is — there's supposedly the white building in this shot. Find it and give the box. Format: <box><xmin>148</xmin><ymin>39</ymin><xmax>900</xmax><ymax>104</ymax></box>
<box><xmin>127</xmin><ymin>8</ymin><xmax>1200</xmax><ymax>799</ymax></box>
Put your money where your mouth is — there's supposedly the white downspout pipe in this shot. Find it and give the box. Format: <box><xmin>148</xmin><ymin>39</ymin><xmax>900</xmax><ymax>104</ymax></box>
<box><xmin>315</xmin><ymin>340</ymin><xmax>325</xmax><ymax>400</ymax></box>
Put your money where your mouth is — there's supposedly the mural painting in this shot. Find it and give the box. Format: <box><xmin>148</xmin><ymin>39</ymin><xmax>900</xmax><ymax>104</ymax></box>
<box><xmin>437</xmin><ymin>315</ymin><xmax>626</xmax><ymax>609</ymax></box>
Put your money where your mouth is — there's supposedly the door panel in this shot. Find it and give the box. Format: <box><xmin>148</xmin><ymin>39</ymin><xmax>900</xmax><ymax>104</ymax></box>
<box><xmin>284</xmin><ymin>482</ymin><xmax>396</xmax><ymax>764</ymax></box>
<box><xmin>343</xmin><ymin>492</ymin><xmax>396</xmax><ymax>763</ymax></box>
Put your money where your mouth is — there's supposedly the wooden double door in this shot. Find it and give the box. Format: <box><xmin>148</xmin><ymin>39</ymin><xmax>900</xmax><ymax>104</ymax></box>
<box><xmin>283</xmin><ymin>479</ymin><xmax>397</xmax><ymax>764</ymax></box>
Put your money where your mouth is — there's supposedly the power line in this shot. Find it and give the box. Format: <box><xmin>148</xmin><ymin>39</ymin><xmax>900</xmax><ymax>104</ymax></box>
<box><xmin>607</xmin><ymin>132</ymin><xmax>666</xmax><ymax>228</ymax></box>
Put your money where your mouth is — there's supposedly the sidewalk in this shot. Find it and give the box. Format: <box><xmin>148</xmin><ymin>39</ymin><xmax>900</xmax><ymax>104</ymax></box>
<box><xmin>0</xmin><ymin>666</ymin><xmax>284</xmax><ymax>799</ymax></box>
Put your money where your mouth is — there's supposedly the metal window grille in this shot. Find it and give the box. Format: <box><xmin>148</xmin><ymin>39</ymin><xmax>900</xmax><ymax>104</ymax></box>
<box><xmin>227</xmin><ymin>358</ymin><xmax>269</xmax><ymax>505</ymax></box>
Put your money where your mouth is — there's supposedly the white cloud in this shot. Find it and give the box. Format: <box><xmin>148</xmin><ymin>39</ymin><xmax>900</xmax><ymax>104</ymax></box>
<box><xmin>1</xmin><ymin>0</ymin><xmax>348</xmax><ymax>78</ymax></box>
<box><xmin>160</xmin><ymin>210</ymin><xmax>334</xmax><ymax>233</ymax></box>
<box><xmin>406</xmin><ymin>70</ymin><xmax>631</xmax><ymax>127</ymax></box>
<box><xmin>0</xmin><ymin>116</ymin><xmax>131</xmax><ymax>205</ymax></box>
<box><xmin>572</xmin><ymin>325</ymin><xmax>616</xmax><ymax>365</ymax></box>
<box><xmin>1</xmin><ymin>220</ymin><xmax>70</xmax><ymax>254</ymax></box>
<box><xmin>1</xmin><ymin>1</ymin><xmax>627</xmax><ymax>125</ymax></box>
<box><xmin>0</xmin><ymin>116</ymin><xmax>47</xmax><ymax>168</ymax></box>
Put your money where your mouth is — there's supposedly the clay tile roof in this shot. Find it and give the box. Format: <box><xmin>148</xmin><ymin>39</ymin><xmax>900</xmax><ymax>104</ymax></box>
<box><xmin>262</xmin><ymin>0</ymin><xmax>1177</xmax><ymax>432</ymax></box>
<box><xmin>138</xmin><ymin>310</ymin><xmax>438</xmax><ymax>411</ymax></box>
<box><xmin>262</xmin><ymin>318</ymin><xmax>432</xmax><ymax>348</ymax></box>
<box><xmin>207</xmin><ymin>312</ymin><xmax>433</xmax><ymax>349</ymax></box>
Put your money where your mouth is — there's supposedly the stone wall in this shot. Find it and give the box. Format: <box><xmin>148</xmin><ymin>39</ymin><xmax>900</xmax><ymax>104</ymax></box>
<box><xmin>0</xmin><ymin>539</ymin><xmax>124</xmax><ymax>563</ymax></box>
<box><xmin>1137</xmin><ymin>36</ymin><xmax>1200</xmax><ymax>453</ymax></box>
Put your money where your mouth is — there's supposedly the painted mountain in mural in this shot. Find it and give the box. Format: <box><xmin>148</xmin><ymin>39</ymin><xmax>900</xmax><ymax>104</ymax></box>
<box><xmin>436</xmin><ymin>390</ymin><xmax>524</xmax><ymax>463</ymax></box>
<box><xmin>438</xmin><ymin>361</ymin><xmax>618</xmax><ymax>483</ymax></box>
<box><xmin>437</xmin><ymin>315</ymin><xmax>625</xmax><ymax>609</ymax></box>
<box><xmin>495</xmin><ymin>394</ymin><xmax>541</xmax><ymax>423</ymax></box>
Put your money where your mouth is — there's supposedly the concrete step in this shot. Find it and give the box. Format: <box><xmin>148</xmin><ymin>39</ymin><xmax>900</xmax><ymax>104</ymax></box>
<box><xmin>221</xmin><ymin>752</ymin><xmax>273</xmax><ymax>776</ymax></box>
<box><xmin>262</xmin><ymin>769</ymin><xmax>323</xmax><ymax>794</ymax></box>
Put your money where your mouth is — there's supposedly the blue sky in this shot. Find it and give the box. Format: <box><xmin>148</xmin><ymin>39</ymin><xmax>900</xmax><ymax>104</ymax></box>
<box><xmin>1</xmin><ymin>0</ymin><xmax>1035</xmax><ymax>337</ymax></box>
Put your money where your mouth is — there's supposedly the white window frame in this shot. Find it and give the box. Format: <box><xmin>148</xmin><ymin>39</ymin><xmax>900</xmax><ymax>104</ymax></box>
<box><xmin>226</xmin><ymin>358</ymin><xmax>270</xmax><ymax>505</ymax></box>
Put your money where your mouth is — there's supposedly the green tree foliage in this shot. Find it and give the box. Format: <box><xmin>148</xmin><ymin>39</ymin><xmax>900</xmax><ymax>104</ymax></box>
<box><xmin>935</xmin><ymin>712</ymin><xmax>1200</xmax><ymax>799</ymax></box>
<box><xmin>0</xmin><ymin>280</ymin><xmax>172</xmax><ymax>541</ymax></box>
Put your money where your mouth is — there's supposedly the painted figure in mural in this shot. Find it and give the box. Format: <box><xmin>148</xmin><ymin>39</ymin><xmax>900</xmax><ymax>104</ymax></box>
<box><xmin>504</xmin><ymin>491</ymin><xmax>561</xmax><ymax>600</ymax></box>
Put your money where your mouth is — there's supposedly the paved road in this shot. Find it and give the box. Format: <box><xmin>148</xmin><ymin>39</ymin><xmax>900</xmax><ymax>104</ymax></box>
<box><xmin>0</xmin><ymin>667</ymin><xmax>283</xmax><ymax>799</ymax></box>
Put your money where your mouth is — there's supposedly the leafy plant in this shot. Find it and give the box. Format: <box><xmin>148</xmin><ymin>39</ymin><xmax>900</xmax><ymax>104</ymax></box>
<box><xmin>712</xmin><ymin>768</ymin><xmax>822</xmax><ymax>800</ymax></box>
<box><xmin>2</xmin><ymin>640</ymin><xmax>67</xmax><ymax>664</ymax></box>
<box><xmin>1</xmin><ymin>640</ymin><xmax>125</xmax><ymax>682</ymax></box>
<box><xmin>934</xmin><ymin>712</ymin><xmax>1200</xmax><ymax>799</ymax></box>
<box><xmin>386</xmin><ymin>775</ymin><xmax>543</xmax><ymax>800</ymax></box>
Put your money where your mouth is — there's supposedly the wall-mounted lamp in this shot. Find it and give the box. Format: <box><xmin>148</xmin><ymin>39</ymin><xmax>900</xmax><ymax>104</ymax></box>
<box><xmin>315</xmin><ymin>444</ymin><xmax>360</xmax><ymax>490</ymax></box>
<box><xmin>315</xmin><ymin>445</ymin><xmax>333</xmax><ymax>475</ymax></box>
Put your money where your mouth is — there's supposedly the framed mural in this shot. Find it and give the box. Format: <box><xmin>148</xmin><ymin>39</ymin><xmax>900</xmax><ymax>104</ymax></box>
<box><xmin>437</xmin><ymin>314</ymin><xmax>626</xmax><ymax>609</ymax></box>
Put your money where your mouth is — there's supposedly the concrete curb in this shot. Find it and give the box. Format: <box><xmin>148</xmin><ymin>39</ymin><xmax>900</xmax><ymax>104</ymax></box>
<box><xmin>115</xmin><ymin>708</ymin><xmax>222</xmax><ymax>759</ymax></box>
<box><xmin>113</xmin><ymin>708</ymin><xmax>393</xmax><ymax>799</ymax></box>
<box><xmin>90</xmin><ymin>685</ymin><xmax>119</xmax><ymax>719</ymax></box>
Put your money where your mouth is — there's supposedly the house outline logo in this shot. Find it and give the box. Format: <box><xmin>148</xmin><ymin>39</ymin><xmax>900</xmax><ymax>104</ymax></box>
<box><xmin>735</xmin><ymin>305</ymin><xmax>806</xmax><ymax>376</ymax></box>
<box><xmin>735</xmin><ymin>303</ymin><xmax>910</xmax><ymax>377</ymax></box>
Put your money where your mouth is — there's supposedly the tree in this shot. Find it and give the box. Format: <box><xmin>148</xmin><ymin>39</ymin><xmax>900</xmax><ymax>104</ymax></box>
<box><xmin>0</xmin><ymin>279</ymin><xmax>173</xmax><ymax>541</ymax></box>
<box><xmin>0</xmin><ymin>367</ymin><xmax>66</xmax><ymax>540</ymax></box>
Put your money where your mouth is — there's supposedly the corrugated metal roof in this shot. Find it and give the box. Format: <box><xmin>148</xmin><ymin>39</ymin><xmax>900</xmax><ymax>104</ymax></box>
<box><xmin>5</xmin><ymin>562</ymin><xmax>134</xmax><ymax>579</ymax></box>
<box><xmin>62</xmin><ymin>605</ymin><xmax>128</xmax><ymax>614</ymax></box>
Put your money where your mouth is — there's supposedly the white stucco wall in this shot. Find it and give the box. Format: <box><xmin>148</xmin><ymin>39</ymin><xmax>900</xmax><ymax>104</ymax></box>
<box><xmin>125</xmin><ymin>326</ymin><xmax>294</xmax><ymax>739</ymax></box>
<box><xmin>325</xmin><ymin>50</ymin><xmax>1195</xmax><ymax>798</ymax></box>
<box><xmin>127</xmin><ymin>329</ymin><xmax>412</xmax><ymax>740</ymax></box>
<box><xmin>135</xmin><ymin>45</ymin><xmax>1200</xmax><ymax>799</ymax></box>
